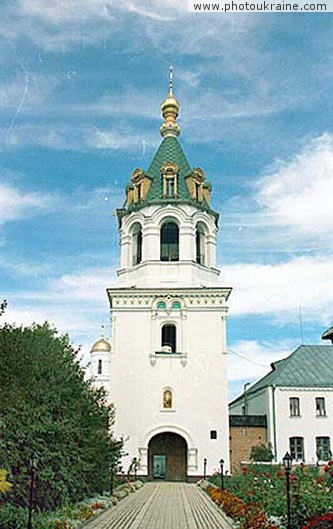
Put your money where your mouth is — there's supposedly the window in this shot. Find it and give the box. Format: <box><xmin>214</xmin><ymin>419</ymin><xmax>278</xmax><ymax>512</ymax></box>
<box><xmin>210</xmin><ymin>430</ymin><xmax>217</xmax><ymax>439</ymax></box>
<box><xmin>97</xmin><ymin>359</ymin><xmax>102</xmax><ymax>375</ymax></box>
<box><xmin>290</xmin><ymin>397</ymin><xmax>300</xmax><ymax>417</ymax></box>
<box><xmin>163</xmin><ymin>389</ymin><xmax>173</xmax><ymax>409</ymax></box>
<box><xmin>316</xmin><ymin>397</ymin><xmax>326</xmax><ymax>417</ymax></box>
<box><xmin>162</xmin><ymin>324</ymin><xmax>176</xmax><ymax>353</ymax></box>
<box><xmin>157</xmin><ymin>301</ymin><xmax>166</xmax><ymax>310</ymax></box>
<box><xmin>196</xmin><ymin>223</ymin><xmax>206</xmax><ymax>266</ymax></box>
<box><xmin>165</xmin><ymin>176</ymin><xmax>176</xmax><ymax>197</ymax></box>
<box><xmin>160</xmin><ymin>221</ymin><xmax>179</xmax><ymax>262</ymax></box>
<box><xmin>132</xmin><ymin>223</ymin><xmax>142</xmax><ymax>265</ymax></box>
<box><xmin>316</xmin><ymin>437</ymin><xmax>331</xmax><ymax>460</ymax></box>
<box><xmin>171</xmin><ymin>301</ymin><xmax>181</xmax><ymax>310</ymax></box>
<box><xmin>290</xmin><ymin>437</ymin><xmax>304</xmax><ymax>461</ymax></box>
<box><xmin>195</xmin><ymin>182</ymin><xmax>200</xmax><ymax>200</ymax></box>
<box><xmin>137</xmin><ymin>183</ymin><xmax>142</xmax><ymax>201</ymax></box>
<box><xmin>161</xmin><ymin>162</ymin><xmax>178</xmax><ymax>198</ymax></box>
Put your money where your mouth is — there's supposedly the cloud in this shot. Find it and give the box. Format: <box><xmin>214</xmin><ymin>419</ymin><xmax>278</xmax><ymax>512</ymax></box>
<box><xmin>256</xmin><ymin>134</ymin><xmax>333</xmax><ymax>240</ymax></box>
<box><xmin>1</xmin><ymin>265</ymin><xmax>118</xmax><ymax>367</ymax></box>
<box><xmin>50</xmin><ymin>267</ymin><xmax>117</xmax><ymax>301</ymax></box>
<box><xmin>223</xmin><ymin>255</ymin><xmax>333</xmax><ymax>324</ymax></box>
<box><xmin>1</xmin><ymin>123</ymin><xmax>156</xmax><ymax>153</ymax></box>
<box><xmin>227</xmin><ymin>339</ymin><xmax>291</xmax><ymax>383</ymax></box>
<box><xmin>0</xmin><ymin>182</ymin><xmax>55</xmax><ymax>226</ymax></box>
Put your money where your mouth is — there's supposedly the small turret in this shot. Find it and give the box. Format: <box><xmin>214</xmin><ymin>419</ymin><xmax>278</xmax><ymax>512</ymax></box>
<box><xmin>90</xmin><ymin>331</ymin><xmax>112</xmax><ymax>396</ymax></box>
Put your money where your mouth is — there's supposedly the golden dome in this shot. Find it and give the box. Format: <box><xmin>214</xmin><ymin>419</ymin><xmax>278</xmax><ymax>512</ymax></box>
<box><xmin>91</xmin><ymin>337</ymin><xmax>112</xmax><ymax>353</ymax></box>
<box><xmin>160</xmin><ymin>66</ymin><xmax>181</xmax><ymax>138</ymax></box>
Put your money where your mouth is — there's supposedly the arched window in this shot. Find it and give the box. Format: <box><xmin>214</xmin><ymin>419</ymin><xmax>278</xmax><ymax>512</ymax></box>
<box><xmin>132</xmin><ymin>223</ymin><xmax>142</xmax><ymax>265</ymax></box>
<box><xmin>97</xmin><ymin>359</ymin><xmax>102</xmax><ymax>375</ymax></box>
<box><xmin>171</xmin><ymin>301</ymin><xmax>181</xmax><ymax>310</ymax></box>
<box><xmin>162</xmin><ymin>324</ymin><xmax>176</xmax><ymax>353</ymax></box>
<box><xmin>160</xmin><ymin>221</ymin><xmax>179</xmax><ymax>262</ymax></box>
<box><xmin>196</xmin><ymin>223</ymin><xmax>206</xmax><ymax>266</ymax></box>
<box><xmin>157</xmin><ymin>301</ymin><xmax>166</xmax><ymax>310</ymax></box>
<box><xmin>163</xmin><ymin>389</ymin><xmax>173</xmax><ymax>409</ymax></box>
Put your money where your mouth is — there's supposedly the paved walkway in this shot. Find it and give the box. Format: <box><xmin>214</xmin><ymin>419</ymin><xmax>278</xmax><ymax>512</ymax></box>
<box><xmin>84</xmin><ymin>482</ymin><xmax>233</xmax><ymax>529</ymax></box>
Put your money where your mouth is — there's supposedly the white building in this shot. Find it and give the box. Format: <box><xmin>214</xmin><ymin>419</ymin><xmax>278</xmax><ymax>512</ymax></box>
<box><xmin>229</xmin><ymin>344</ymin><xmax>333</xmax><ymax>464</ymax></box>
<box><xmin>90</xmin><ymin>72</ymin><xmax>232</xmax><ymax>480</ymax></box>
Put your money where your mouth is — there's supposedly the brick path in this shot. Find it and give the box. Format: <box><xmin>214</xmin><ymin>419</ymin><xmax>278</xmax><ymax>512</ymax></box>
<box><xmin>84</xmin><ymin>482</ymin><xmax>233</xmax><ymax>529</ymax></box>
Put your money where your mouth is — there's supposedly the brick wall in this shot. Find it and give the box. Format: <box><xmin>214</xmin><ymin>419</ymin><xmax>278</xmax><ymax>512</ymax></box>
<box><xmin>229</xmin><ymin>426</ymin><xmax>267</xmax><ymax>472</ymax></box>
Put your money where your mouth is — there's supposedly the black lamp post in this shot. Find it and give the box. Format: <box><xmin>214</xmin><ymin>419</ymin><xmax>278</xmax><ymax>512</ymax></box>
<box><xmin>219</xmin><ymin>459</ymin><xmax>224</xmax><ymax>490</ymax></box>
<box><xmin>110</xmin><ymin>460</ymin><xmax>115</xmax><ymax>495</ymax></box>
<box><xmin>283</xmin><ymin>452</ymin><xmax>292</xmax><ymax>529</ymax></box>
<box><xmin>27</xmin><ymin>452</ymin><xmax>38</xmax><ymax>529</ymax></box>
<box><xmin>203</xmin><ymin>458</ymin><xmax>207</xmax><ymax>480</ymax></box>
<box><xmin>133</xmin><ymin>457</ymin><xmax>137</xmax><ymax>480</ymax></box>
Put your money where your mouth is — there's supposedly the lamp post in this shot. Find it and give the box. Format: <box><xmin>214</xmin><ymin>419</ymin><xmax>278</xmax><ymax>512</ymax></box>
<box><xmin>283</xmin><ymin>452</ymin><xmax>292</xmax><ymax>529</ymax></box>
<box><xmin>110</xmin><ymin>460</ymin><xmax>115</xmax><ymax>495</ymax></box>
<box><xmin>219</xmin><ymin>459</ymin><xmax>224</xmax><ymax>490</ymax></box>
<box><xmin>203</xmin><ymin>458</ymin><xmax>207</xmax><ymax>480</ymax></box>
<box><xmin>133</xmin><ymin>457</ymin><xmax>137</xmax><ymax>480</ymax></box>
<box><xmin>27</xmin><ymin>452</ymin><xmax>38</xmax><ymax>529</ymax></box>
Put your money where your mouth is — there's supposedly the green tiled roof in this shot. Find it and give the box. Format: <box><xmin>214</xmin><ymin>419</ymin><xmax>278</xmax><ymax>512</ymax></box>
<box><xmin>125</xmin><ymin>136</ymin><xmax>217</xmax><ymax>220</ymax></box>
<box><xmin>247</xmin><ymin>345</ymin><xmax>333</xmax><ymax>393</ymax></box>
<box><xmin>145</xmin><ymin>136</ymin><xmax>192</xmax><ymax>202</ymax></box>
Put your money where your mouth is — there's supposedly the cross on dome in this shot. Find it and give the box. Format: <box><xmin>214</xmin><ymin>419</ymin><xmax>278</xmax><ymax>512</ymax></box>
<box><xmin>160</xmin><ymin>65</ymin><xmax>181</xmax><ymax>138</ymax></box>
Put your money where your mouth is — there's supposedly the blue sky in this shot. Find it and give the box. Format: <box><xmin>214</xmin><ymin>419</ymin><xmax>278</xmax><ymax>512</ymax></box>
<box><xmin>1</xmin><ymin>2</ymin><xmax>333</xmax><ymax>399</ymax></box>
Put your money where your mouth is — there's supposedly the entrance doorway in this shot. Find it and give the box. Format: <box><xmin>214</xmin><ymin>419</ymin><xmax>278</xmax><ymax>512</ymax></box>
<box><xmin>148</xmin><ymin>432</ymin><xmax>187</xmax><ymax>481</ymax></box>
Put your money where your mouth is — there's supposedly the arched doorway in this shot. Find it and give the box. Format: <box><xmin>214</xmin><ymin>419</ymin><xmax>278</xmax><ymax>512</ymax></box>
<box><xmin>148</xmin><ymin>432</ymin><xmax>187</xmax><ymax>481</ymax></box>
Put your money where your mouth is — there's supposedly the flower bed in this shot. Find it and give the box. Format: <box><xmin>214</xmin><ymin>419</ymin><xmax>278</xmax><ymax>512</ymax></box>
<box><xmin>208</xmin><ymin>463</ymin><xmax>333</xmax><ymax>529</ymax></box>
<box><xmin>0</xmin><ymin>481</ymin><xmax>144</xmax><ymax>529</ymax></box>
<box><xmin>201</xmin><ymin>481</ymin><xmax>279</xmax><ymax>529</ymax></box>
<box><xmin>301</xmin><ymin>512</ymin><xmax>333</xmax><ymax>529</ymax></box>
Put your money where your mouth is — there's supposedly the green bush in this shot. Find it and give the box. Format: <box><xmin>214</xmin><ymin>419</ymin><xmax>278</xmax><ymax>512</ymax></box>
<box><xmin>0</xmin><ymin>504</ymin><xmax>28</xmax><ymax>529</ymax></box>
<box><xmin>0</xmin><ymin>322</ymin><xmax>122</xmax><ymax>511</ymax></box>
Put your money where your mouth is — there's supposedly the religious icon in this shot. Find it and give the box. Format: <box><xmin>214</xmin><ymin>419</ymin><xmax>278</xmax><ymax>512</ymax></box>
<box><xmin>163</xmin><ymin>390</ymin><xmax>172</xmax><ymax>409</ymax></box>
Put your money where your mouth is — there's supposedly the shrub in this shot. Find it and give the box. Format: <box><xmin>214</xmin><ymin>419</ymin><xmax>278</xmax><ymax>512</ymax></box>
<box><xmin>250</xmin><ymin>443</ymin><xmax>274</xmax><ymax>462</ymax></box>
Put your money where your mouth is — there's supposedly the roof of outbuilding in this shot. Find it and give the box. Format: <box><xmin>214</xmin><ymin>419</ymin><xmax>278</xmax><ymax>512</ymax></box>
<box><xmin>230</xmin><ymin>345</ymin><xmax>333</xmax><ymax>406</ymax></box>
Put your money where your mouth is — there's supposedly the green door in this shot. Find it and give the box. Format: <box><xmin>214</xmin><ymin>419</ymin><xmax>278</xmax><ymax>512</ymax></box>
<box><xmin>153</xmin><ymin>455</ymin><xmax>166</xmax><ymax>479</ymax></box>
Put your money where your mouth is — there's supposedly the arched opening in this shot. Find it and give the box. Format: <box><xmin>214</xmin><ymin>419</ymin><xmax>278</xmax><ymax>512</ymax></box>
<box><xmin>97</xmin><ymin>359</ymin><xmax>102</xmax><ymax>375</ymax></box>
<box><xmin>162</xmin><ymin>323</ymin><xmax>176</xmax><ymax>353</ymax></box>
<box><xmin>196</xmin><ymin>223</ymin><xmax>206</xmax><ymax>266</ymax></box>
<box><xmin>160</xmin><ymin>221</ymin><xmax>179</xmax><ymax>261</ymax></box>
<box><xmin>148</xmin><ymin>432</ymin><xmax>187</xmax><ymax>481</ymax></box>
<box><xmin>132</xmin><ymin>223</ymin><xmax>142</xmax><ymax>265</ymax></box>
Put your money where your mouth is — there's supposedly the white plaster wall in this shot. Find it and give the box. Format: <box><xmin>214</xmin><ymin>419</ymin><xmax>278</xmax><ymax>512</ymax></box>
<box><xmin>274</xmin><ymin>387</ymin><xmax>333</xmax><ymax>463</ymax></box>
<box><xmin>109</xmin><ymin>306</ymin><xmax>230</xmax><ymax>476</ymax></box>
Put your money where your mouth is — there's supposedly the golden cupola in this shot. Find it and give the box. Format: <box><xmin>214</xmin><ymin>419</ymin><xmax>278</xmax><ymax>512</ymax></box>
<box><xmin>160</xmin><ymin>66</ymin><xmax>181</xmax><ymax>138</ymax></box>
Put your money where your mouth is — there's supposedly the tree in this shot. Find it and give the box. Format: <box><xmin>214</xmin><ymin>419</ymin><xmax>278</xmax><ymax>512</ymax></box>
<box><xmin>0</xmin><ymin>322</ymin><xmax>122</xmax><ymax>510</ymax></box>
<box><xmin>250</xmin><ymin>443</ymin><xmax>274</xmax><ymax>462</ymax></box>
<box><xmin>0</xmin><ymin>300</ymin><xmax>7</xmax><ymax>317</ymax></box>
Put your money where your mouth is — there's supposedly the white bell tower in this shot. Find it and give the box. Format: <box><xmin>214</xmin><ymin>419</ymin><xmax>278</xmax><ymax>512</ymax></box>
<box><xmin>103</xmin><ymin>69</ymin><xmax>232</xmax><ymax>480</ymax></box>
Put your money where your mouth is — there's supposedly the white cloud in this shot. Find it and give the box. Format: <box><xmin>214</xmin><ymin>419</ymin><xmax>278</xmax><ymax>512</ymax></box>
<box><xmin>0</xmin><ymin>182</ymin><xmax>55</xmax><ymax>225</ymax></box>
<box><xmin>223</xmin><ymin>255</ymin><xmax>333</xmax><ymax>324</ymax></box>
<box><xmin>227</xmin><ymin>339</ymin><xmax>290</xmax><ymax>383</ymax></box>
<box><xmin>256</xmin><ymin>134</ymin><xmax>333</xmax><ymax>239</ymax></box>
<box><xmin>50</xmin><ymin>267</ymin><xmax>117</xmax><ymax>301</ymax></box>
<box><xmin>1</xmin><ymin>123</ymin><xmax>156</xmax><ymax>152</ymax></box>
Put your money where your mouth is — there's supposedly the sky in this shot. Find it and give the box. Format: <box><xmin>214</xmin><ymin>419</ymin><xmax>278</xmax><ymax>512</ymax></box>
<box><xmin>1</xmin><ymin>2</ymin><xmax>333</xmax><ymax>400</ymax></box>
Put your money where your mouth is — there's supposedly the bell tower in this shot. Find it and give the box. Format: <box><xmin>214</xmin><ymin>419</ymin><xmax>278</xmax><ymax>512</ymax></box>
<box><xmin>106</xmin><ymin>69</ymin><xmax>232</xmax><ymax>480</ymax></box>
